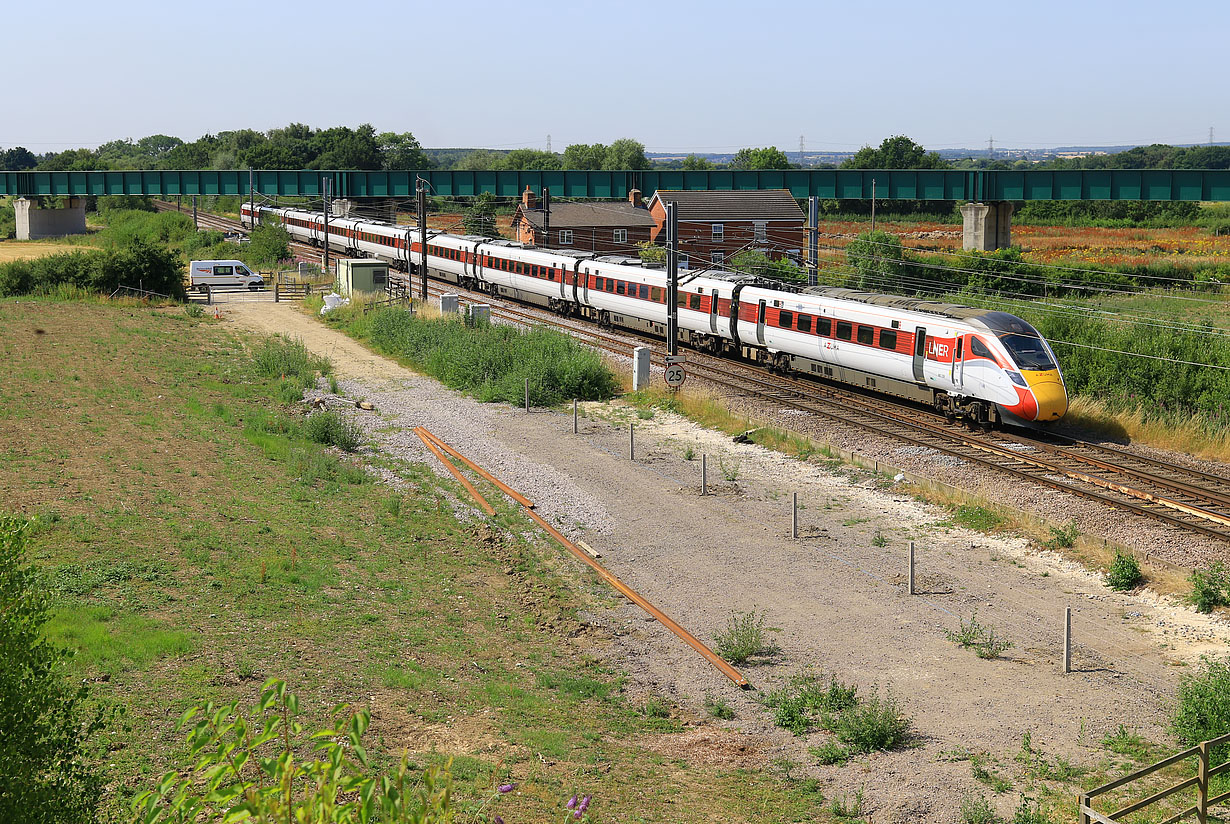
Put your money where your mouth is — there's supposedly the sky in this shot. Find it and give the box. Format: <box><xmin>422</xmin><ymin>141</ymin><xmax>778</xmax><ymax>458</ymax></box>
<box><xmin>4</xmin><ymin>0</ymin><xmax>1226</xmax><ymax>155</ymax></box>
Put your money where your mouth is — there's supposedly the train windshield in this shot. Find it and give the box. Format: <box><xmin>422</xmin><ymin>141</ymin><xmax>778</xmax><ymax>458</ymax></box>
<box><xmin>979</xmin><ymin>312</ymin><xmax>1056</xmax><ymax>371</ymax></box>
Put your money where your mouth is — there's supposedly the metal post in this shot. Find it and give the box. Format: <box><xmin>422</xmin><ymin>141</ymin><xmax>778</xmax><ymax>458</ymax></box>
<box><xmin>417</xmin><ymin>179</ymin><xmax>428</xmax><ymax>300</ymax></box>
<box><xmin>542</xmin><ymin>187</ymin><xmax>551</xmax><ymax>248</ymax></box>
<box><xmin>791</xmin><ymin>492</ymin><xmax>798</xmax><ymax>539</ymax></box>
<box><xmin>666</xmin><ymin>201</ymin><xmax>679</xmax><ymax>356</ymax></box>
<box><xmin>1063</xmin><ymin>606</ymin><xmax>1072</xmax><ymax>674</ymax></box>
<box><xmin>871</xmin><ymin>179</ymin><xmax>877</xmax><ymax>232</ymax></box>
<box><xmin>248</xmin><ymin>168</ymin><xmax>254</xmax><ymax>230</ymax></box>
<box><xmin>629</xmin><ymin>422</ymin><xmax>634</xmax><ymax>460</ymax></box>
<box><xmin>192</xmin><ymin>195</ymin><xmax>198</xmax><ymax>229</ymax></box>
<box><xmin>908</xmin><ymin>541</ymin><xmax>916</xmax><ymax>595</ymax></box>
<box><xmin>808</xmin><ymin>195</ymin><xmax>819</xmax><ymax>287</ymax></box>
<box><xmin>701</xmin><ymin>454</ymin><xmax>708</xmax><ymax>496</ymax></box>
<box><xmin>573</xmin><ymin>398</ymin><xmax>578</xmax><ymax>434</ymax></box>
<box><xmin>323</xmin><ymin>177</ymin><xmax>331</xmax><ymax>277</ymax></box>
<box><xmin>525</xmin><ymin>378</ymin><xmax>530</xmax><ymax>412</ymax></box>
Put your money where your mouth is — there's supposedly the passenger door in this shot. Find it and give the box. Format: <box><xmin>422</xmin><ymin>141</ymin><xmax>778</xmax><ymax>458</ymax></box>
<box><xmin>756</xmin><ymin>300</ymin><xmax>767</xmax><ymax>345</ymax></box>
<box><xmin>912</xmin><ymin>327</ymin><xmax>927</xmax><ymax>383</ymax></box>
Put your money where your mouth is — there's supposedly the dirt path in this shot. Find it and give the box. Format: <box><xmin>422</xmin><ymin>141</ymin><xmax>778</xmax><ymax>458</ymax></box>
<box><xmin>217</xmin><ymin>301</ymin><xmax>1229</xmax><ymax>823</ymax></box>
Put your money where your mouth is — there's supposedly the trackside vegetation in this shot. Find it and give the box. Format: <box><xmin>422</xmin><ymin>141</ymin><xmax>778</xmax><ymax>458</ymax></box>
<box><xmin>325</xmin><ymin>305</ymin><xmax>620</xmax><ymax>407</ymax></box>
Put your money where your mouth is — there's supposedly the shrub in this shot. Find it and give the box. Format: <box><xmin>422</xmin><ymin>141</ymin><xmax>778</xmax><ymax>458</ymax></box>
<box><xmin>825</xmin><ymin>688</ymin><xmax>912</xmax><ymax>753</ymax></box>
<box><xmin>1189</xmin><ymin>562</ymin><xmax>1230</xmax><ymax>613</ymax></box>
<box><xmin>810</xmin><ymin>740</ymin><xmax>851</xmax><ymax>766</ymax></box>
<box><xmin>761</xmin><ymin>672</ymin><xmax>861</xmax><ymax>737</ymax></box>
<box><xmin>704</xmin><ymin>694</ymin><xmax>735</xmax><ymax>720</ymax></box>
<box><xmin>305</xmin><ymin>411</ymin><xmax>362</xmax><ymax>452</ymax></box>
<box><xmin>1043</xmin><ymin>521</ymin><xmax>1080</xmax><ymax>550</ymax></box>
<box><xmin>184</xmin><ymin>303</ymin><xmax>204</xmax><ymax>318</ymax></box>
<box><xmin>960</xmin><ymin>795</ymin><xmax>1001</xmax><ymax>824</ymax></box>
<box><xmin>0</xmin><ymin>516</ymin><xmax>111</xmax><ymax>824</ymax></box>
<box><xmin>131</xmin><ymin>680</ymin><xmax>455</xmax><ymax>823</ymax></box>
<box><xmin>713</xmin><ymin>609</ymin><xmax>778</xmax><ymax>665</ymax></box>
<box><xmin>1172</xmin><ymin>657</ymin><xmax>1230</xmax><ymax>762</ymax></box>
<box><xmin>365</xmin><ymin>311</ymin><xmax>618</xmax><ymax>407</ymax></box>
<box><xmin>0</xmin><ymin>237</ymin><xmax>185</xmax><ymax>299</ymax></box>
<box><xmin>947</xmin><ymin>613</ymin><xmax>1014</xmax><ymax>659</ymax></box>
<box><xmin>1106</xmin><ymin>551</ymin><xmax>1142</xmax><ymax>591</ymax></box>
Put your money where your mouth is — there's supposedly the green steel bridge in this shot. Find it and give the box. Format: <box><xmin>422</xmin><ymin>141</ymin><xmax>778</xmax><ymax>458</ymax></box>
<box><xmin>4</xmin><ymin>168</ymin><xmax>1230</xmax><ymax>201</ymax></box>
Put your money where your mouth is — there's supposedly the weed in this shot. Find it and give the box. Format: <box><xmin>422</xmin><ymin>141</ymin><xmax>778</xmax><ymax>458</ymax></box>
<box><xmin>1043</xmin><ymin>521</ymin><xmax>1080</xmax><ymax>550</ymax></box>
<box><xmin>809</xmin><ymin>740</ymin><xmax>851</xmax><ymax>766</ymax></box>
<box><xmin>824</xmin><ymin>688</ymin><xmax>912</xmax><ymax>753</ymax></box>
<box><xmin>713</xmin><ymin>609</ymin><xmax>778</xmax><ymax>665</ymax></box>
<box><xmin>1101</xmin><ymin>725</ymin><xmax>1150</xmax><ymax>760</ymax></box>
<box><xmin>640</xmin><ymin>697</ymin><xmax>671</xmax><ymax>719</ymax></box>
<box><xmin>1173</xmin><ymin>656</ymin><xmax>1230</xmax><ymax>761</ymax></box>
<box><xmin>871</xmin><ymin>529</ymin><xmax>888</xmax><ymax>548</ymax></box>
<box><xmin>1188</xmin><ymin>562</ymin><xmax>1230</xmax><ymax>613</ymax></box>
<box><xmin>183</xmin><ymin>303</ymin><xmax>204</xmax><ymax>318</ymax></box>
<box><xmin>1106</xmin><ymin>551</ymin><xmax>1142</xmax><ymax>591</ymax></box>
<box><xmin>947</xmin><ymin>613</ymin><xmax>1014</xmax><ymax>659</ymax></box>
<box><xmin>960</xmin><ymin>794</ymin><xmax>1001</xmax><ymax>824</ymax></box>
<box><xmin>681</xmin><ymin>443</ymin><xmax>696</xmax><ymax>461</ymax></box>
<box><xmin>328</xmin><ymin>375</ymin><xmax>340</xmax><ymax>395</ymax></box>
<box><xmin>762</xmin><ymin>671</ymin><xmax>860</xmax><ymax>736</ymax></box>
<box><xmin>952</xmin><ymin>504</ymin><xmax>1005</xmax><ymax>532</ymax></box>
<box><xmin>383</xmin><ymin>495</ymin><xmax>402</xmax><ymax>517</ymax></box>
<box><xmin>304</xmin><ymin>411</ymin><xmax>362</xmax><ymax>452</ymax></box>
<box><xmin>635</xmin><ymin>407</ymin><xmax>654</xmax><ymax>420</ymax></box>
<box><xmin>718</xmin><ymin>457</ymin><xmax>741</xmax><ymax>482</ymax></box>
<box><xmin>1011</xmin><ymin>794</ymin><xmax>1048</xmax><ymax>824</ymax></box>
<box><xmin>971</xmin><ymin>755</ymin><xmax>1013</xmax><ymax>793</ymax></box>
<box><xmin>829</xmin><ymin>788</ymin><xmax>865</xmax><ymax>819</ymax></box>
<box><xmin>704</xmin><ymin>694</ymin><xmax>735</xmax><ymax>720</ymax></box>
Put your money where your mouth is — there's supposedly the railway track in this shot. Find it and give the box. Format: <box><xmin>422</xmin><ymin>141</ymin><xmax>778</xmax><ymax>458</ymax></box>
<box><xmin>160</xmin><ymin>202</ymin><xmax>1230</xmax><ymax>546</ymax></box>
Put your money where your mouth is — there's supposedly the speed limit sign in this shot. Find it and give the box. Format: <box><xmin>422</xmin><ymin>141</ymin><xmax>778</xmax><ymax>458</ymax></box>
<box><xmin>664</xmin><ymin>362</ymin><xmax>686</xmax><ymax>388</ymax></box>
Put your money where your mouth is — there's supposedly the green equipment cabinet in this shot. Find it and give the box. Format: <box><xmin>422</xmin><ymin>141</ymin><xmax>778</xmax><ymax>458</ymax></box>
<box><xmin>335</xmin><ymin>259</ymin><xmax>389</xmax><ymax>296</ymax></box>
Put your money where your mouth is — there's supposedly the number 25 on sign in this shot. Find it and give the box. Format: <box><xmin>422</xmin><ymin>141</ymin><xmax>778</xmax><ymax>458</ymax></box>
<box><xmin>664</xmin><ymin>363</ymin><xmax>686</xmax><ymax>388</ymax></box>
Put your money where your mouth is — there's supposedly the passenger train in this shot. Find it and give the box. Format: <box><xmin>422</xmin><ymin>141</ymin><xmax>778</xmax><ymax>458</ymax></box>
<box><xmin>242</xmin><ymin>203</ymin><xmax>1067</xmax><ymax>426</ymax></box>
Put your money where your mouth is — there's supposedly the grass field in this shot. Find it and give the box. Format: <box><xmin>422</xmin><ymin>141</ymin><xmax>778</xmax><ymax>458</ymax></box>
<box><xmin>0</xmin><ymin>298</ymin><xmax>834</xmax><ymax>822</ymax></box>
<box><xmin>0</xmin><ymin>239</ymin><xmax>94</xmax><ymax>262</ymax></box>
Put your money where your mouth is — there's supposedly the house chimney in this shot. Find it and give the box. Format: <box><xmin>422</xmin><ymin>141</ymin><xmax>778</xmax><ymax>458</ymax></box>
<box><xmin>628</xmin><ymin>188</ymin><xmax>643</xmax><ymax>208</ymax></box>
<box><xmin>522</xmin><ymin>186</ymin><xmax>537</xmax><ymax>210</ymax></box>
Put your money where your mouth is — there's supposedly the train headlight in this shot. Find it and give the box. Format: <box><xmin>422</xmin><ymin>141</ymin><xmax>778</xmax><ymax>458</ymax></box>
<box><xmin>1006</xmin><ymin>370</ymin><xmax>1027</xmax><ymax>387</ymax></box>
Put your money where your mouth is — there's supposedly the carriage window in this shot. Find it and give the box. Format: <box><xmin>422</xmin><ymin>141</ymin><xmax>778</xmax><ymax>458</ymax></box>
<box><xmin>689</xmin><ymin>294</ymin><xmax>701</xmax><ymax>311</ymax></box>
<box><xmin>857</xmin><ymin>326</ymin><xmax>874</xmax><ymax>345</ymax></box>
<box><xmin>879</xmin><ymin>330</ymin><xmax>898</xmax><ymax>350</ymax></box>
<box><xmin>818</xmin><ymin>317</ymin><xmax>831</xmax><ymax>336</ymax></box>
<box><xmin>798</xmin><ymin>315</ymin><xmax>812</xmax><ymax>333</ymax></box>
<box><xmin>969</xmin><ymin>336</ymin><xmax>994</xmax><ymax>360</ymax></box>
<box><xmin>836</xmin><ymin>321</ymin><xmax>852</xmax><ymax>341</ymax></box>
<box><xmin>651</xmin><ymin>287</ymin><xmax>663</xmax><ymax>302</ymax></box>
<box><xmin>639</xmin><ymin>284</ymin><xmax>648</xmax><ymax>299</ymax></box>
<box><xmin>779</xmin><ymin>310</ymin><xmax>793</xmax><ymax>328</ymax></box>
<box><xmin>677</xmin><ymin>292</ymin><xmax>688</xmax><ymax>307</ymax></box>
<box><xmin>616</xmin><ymin>281</ymin><xmax>626</xmax><ymax>295</ymax></box>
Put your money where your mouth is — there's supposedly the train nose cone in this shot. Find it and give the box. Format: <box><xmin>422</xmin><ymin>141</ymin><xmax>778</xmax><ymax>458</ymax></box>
<box><xmin>1022</xmin><ymin>370</ymin><xmax>1067</xmax><ymax>421</ymax></box>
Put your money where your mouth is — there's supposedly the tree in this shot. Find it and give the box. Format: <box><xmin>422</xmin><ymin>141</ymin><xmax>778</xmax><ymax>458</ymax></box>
<box><xmin>502</xmin><ymin>149</ymin><xmax>562</xmax><ymax>170</ymax></box>
<box><xmin>562</xmin><ymin>143</ymin><xmax>608</xmax><ymax>170</ymax></box>
<box><xmin>135</xmin><ymin>135</ymin><xmax>183</xmax><ymax>162</ymax></box>
<box><xmin>0</xmin><ymin>517</ymin><xmax>111</xmax><ymax>824</ymax></box>
<box><xmin>681</xmin><ymin>154</ymin><xmax>715</xmax><ymax>170</ymax></box>
<box><xmin>463</xmin><ymin>192</ymin><xmax>501</xmax><ymax>238</ymax></box>
<box><xmin>455</xmin><ymin>149</ymin><xmax>507</xmax><ymax>171</ymax></box>
<box><xmin>310</xmin><ymin>124</ymin><xmax>381</xmax><ymax>170</ymax></box>
<box><xmin>842</xmin><ymin>135</ymin><xmax>948</xmax><ymax>169</ymax></box>
<box><xmin>731</xmin><ymin>250</ymin><xmax>804</xmax><ymax>282</ymax></box>
<box><xmin>731</xmin><ymin>146</ymin><xmax>792</xmax><ymax>170</ymax></box>
<box><xmin>603</xmin><ymin>138</ymin><xmax>649</xmax><ymax>170</ymax></box>
<box><xmin>845</xmin><ymin>230</ymin><xmax>905</xmax><ymax>290</ymax></box>
<box><xmin>1</xmin><ymin>147</ymin><xmax>37</xmax><ymax>171</ymax></box>
<box><xmin>246</xmin><ymin>222</ymin><xmax>292</xmax><ymax>266</ymax></box>
<box><xmin>378</xmin><ymin>131</ymin><xmax>432</xmax><ymax>170</ymax></box>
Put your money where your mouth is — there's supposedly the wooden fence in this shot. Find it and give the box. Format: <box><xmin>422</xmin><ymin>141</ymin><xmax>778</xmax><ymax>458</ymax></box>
<box><xmin>1080</xmin><ymin>732</ymin><xmax>1230</xmax><ymax>824</ymax></box>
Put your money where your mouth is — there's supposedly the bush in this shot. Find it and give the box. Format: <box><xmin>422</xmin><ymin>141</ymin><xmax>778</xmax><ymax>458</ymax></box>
<box><xmin>1189</xmin><ymin>562</ymin><xmax>1230</xmax><ymax>613</ymax></box>
<box><xmin>305</xmin><ymin>411</ymin><xmax>362</xmax><ymax>452</ymax></box>
<box><xmin>1043</xmin><ymin>521</ymin><xmax>1080</xmax><ymax>550</ymax></box>
<box><xmin>131</xmin><ymin>680</ymin><xmax>455</xmax><ymax>823</ymax></box>
<box><xmin>365</xmin><ymin>311</ymin><xmax>619</xmax><ymax>407</ymax></box>
<box><xmin>0</xmin><ymin>237</ymin><xmax>185</xmax><ymax>299</ymax></box>
<box><xmin>246</xmin><ymin>222</ymin><xmax>292</xmax><ymax>266</ymax></box>
<box><xmin>0</xmin><ymin>516</ymin><xmax>111</xmax><ymax>824</ymax></box>
<box><xmin>1106</xmin><ymin>551</ymin><xmax>1142</xmax><ymax>591</ymax></box>
<box><xmin>825</xmin><ymin>689</ymin><xmax>912</xmax><ymax>753</ymax></box>
<box><xmin>810</xmin><ymin>740</ymin><xmax>851</xmax><ymax>766</ymax></box>
<box><xmin>713</xmin><ymin>609</ymin><xmax>778</xmax><ymax>665</ymax></box>
<box><xmin>761</xmin><ymin>672</ymin><xmax>859</xmax><ymax>737</ymax></box>
<box><xmin>251</xmin><ymin>336</ymin><xmax>331</xmax><ymax>392</ymax></box>
<box><xmin>1172</xmin><ymin>657</ymin><xmax>1230</xmax><ymax>761</ymax></box>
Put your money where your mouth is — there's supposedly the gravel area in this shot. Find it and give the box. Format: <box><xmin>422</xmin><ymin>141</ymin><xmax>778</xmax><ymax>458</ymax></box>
<box><xmin>224</xmin><ymin>301</ymin><xmax>1230</xmax><ymax>823</ymax></box>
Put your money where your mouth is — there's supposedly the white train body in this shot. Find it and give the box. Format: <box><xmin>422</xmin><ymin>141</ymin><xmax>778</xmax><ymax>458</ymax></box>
<box><xmin>243</xmin><ymin>203</ymin><xmax>1066</xmax><ymax>425</ymax></box>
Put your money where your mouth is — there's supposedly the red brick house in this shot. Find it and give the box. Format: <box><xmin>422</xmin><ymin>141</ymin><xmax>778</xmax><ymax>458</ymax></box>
<box><xmin>646</xmin><ymin>189</ymin><xmax>805</xmax><ymax>269</ymax></box>
<box><xmin>512</xmin><ymin>187</ymin><xmax>655</xmax><ymax>255</ymax></box>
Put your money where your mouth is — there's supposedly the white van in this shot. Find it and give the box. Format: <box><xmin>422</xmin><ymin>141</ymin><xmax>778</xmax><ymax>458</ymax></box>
<box><xmin>189</xmin><ymin>260</ymin><xmax>264</xmax><ymax>291</ymax></box>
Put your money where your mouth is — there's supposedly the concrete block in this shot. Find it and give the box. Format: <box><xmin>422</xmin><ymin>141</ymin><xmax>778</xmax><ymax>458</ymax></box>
<box><xmin>438</xmin><ymin>293</ymin><xmax>460</xmax><ymax>314</ymax></box>
<box><xmin>961</xmin><ymin>201</ymin><xmax>1014</xmax><ymax>251</ymax></box>
<box><xmin>632</xmin><ymin>346</ymin><xmax>651</xmax><ymax>391</ymax></box>
<box><xmin>14</xmin><ymin>197</ymin><xmax>87</xmax><ymax>240</ymax></box>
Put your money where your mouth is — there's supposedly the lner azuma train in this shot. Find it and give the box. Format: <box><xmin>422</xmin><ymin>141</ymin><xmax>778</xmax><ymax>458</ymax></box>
<box><xmin>244</xmin><ymin>204</ymin><xmax>1068</xmax><ymax>427</ymax></box>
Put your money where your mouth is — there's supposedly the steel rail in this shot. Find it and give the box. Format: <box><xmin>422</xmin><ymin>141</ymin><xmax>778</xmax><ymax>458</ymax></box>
<box><xmin>413</xmin><ymin>428</ymin><xmax>495</xmax><ymax>516</ymax></box>
<box><xmin>414</xmin><ymin>427</ymin><xmax>750</xmax><ymax>689</ymax></box>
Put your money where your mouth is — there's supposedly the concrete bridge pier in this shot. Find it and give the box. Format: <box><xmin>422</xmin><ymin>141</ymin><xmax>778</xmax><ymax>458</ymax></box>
<box><xmin>961</xmin><ymin>201</ymin><xmax>1013</xmax><ymax>251</ymax></box>
<box><xmin>330</xmin><ymin>198</ymin><xmax>399</xmax><ymax>225</ymax></box>
<box><xmin>14</xmin><ymin>197</ymin><xmax>87</xmax><ymax>240</ymax></box>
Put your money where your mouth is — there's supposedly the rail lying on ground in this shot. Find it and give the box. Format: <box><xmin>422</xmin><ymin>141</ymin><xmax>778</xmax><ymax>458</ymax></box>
<box><xmin>170</xmin><ymin>202</ymin><xmax>1230</xmax><ymax>548</ymax></box>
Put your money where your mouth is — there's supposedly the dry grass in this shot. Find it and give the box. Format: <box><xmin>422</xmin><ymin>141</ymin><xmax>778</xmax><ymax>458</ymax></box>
<box><xmin>0</xmin><ymin>240</ymin><xmax>92</xmax><ymax>263</ymax></box>
<box><xmin>1063</xmin><ymin>395</ymin><xmax>1230</xmax><ymax>464</ymax></box>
